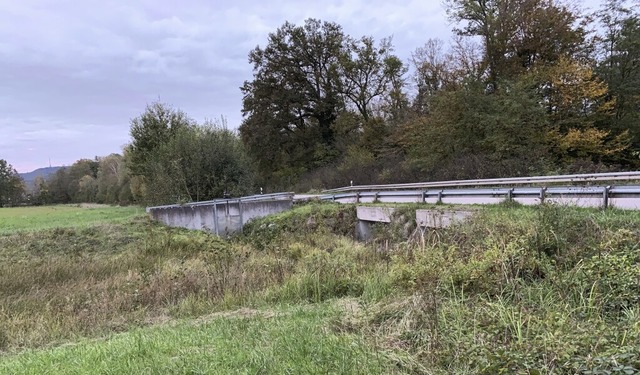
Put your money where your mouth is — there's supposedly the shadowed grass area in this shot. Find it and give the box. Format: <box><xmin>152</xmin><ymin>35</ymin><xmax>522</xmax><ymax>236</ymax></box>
<box><xmin>0</xmin><ymin>205</ymin><xmax>144</xmax><ymax>234</ymax></box>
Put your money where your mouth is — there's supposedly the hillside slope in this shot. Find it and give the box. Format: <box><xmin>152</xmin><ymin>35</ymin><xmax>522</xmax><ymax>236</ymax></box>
<box><xmin>18</xmin><ymin>166</ymin><xmax>62</xmax><ymax>189</ymax></box>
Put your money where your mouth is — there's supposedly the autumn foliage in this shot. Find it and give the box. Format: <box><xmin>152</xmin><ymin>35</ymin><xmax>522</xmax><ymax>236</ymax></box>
<box><xmin>240</xmin><ymin>0</ymin><xmax>640</xmax><ymax>190</ymax></box>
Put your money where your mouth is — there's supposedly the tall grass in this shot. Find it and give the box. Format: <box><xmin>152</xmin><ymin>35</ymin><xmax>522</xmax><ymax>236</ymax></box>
<box><xmin>1</xmin><ymin>202</ymin><xmax>639</xmax><ymax>373</ymax></box>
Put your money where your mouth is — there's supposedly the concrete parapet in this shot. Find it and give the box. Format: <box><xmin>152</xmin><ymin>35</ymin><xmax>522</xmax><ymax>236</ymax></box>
<box><xmin>415</xmin><ymin>209</ymin><xmax>474</xmax><ymax>228</ymax></box>
<box><xmin>147</xmin><ymin>194</ymin><xmax>293</xmax><ymax>236</ymax></box>
<box><xmin>356</xmin><ymin>206</ymin><xmax>396</xmax><ymax>222</ymax></box>
<box><xmin>355</xmin><ymin>206</ymin><xmax>476</xmax><ymax>241</ymax></box>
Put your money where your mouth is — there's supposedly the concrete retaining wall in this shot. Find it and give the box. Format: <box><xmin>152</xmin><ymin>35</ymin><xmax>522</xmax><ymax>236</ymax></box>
<box><xmin>415</xmin><ymin>209</ymin><xmax>474</xmax><ymax>228</ymax></box>
<box><xmin>356</xmin><ymin>206</ymin><xmax>396</xmax><ymax>222</ymax></box>
<box><xmin>355</xmin><ymin>206</ymin><xmax>476</xmax><ymax>241</ymax></box>
<box><xmin>147</xmin><ymin>194</ymin><xmax>293</xmax><ymax>236</ymax></box>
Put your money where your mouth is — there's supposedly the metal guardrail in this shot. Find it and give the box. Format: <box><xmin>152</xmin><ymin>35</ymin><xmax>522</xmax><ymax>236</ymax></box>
<box><xmin>319</xmin><ymin>185</ymin><xmax>640</xmax><ymax>209</ymax></box>
<box><xmin>146</xmin><ymin>192</ymin><xmax>294</xmax><ymax>212</ymax></box>
<box><xmin>323</xmin><ymin>171</ymin><xmax>640</xmax><ymax>194</ymax></box>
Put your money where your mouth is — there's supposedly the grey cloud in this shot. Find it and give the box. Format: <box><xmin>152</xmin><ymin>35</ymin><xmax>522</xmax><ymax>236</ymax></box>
<box><xmin>0</xmin><ymin>0</ymin><xmax>603</xmax><ymax>172</ymax></box>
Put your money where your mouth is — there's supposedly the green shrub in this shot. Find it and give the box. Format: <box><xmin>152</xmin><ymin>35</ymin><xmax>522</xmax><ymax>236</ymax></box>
<box><xmin>574</xmin><ymin>229</ymin><xmax>640</xmax><ymax>313</ymax></box>
<box><xmin>240</xmin><ymin>202</ymin><xmax>356</xmax><ymax>251</ymax></box>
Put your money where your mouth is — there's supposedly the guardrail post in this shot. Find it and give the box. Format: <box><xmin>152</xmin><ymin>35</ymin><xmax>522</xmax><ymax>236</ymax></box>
<box><xmin>437</xmin><ymin>190</ymin><xmax>443</xmax><ymax>204</ymax></box>
<box><xmin>213</xmin><ymin>203</ymin><xmax>219</xmax><ymax>236</ymax></box>
<box><xmin>421</xmin><ymin>191</ymin><xmax>426</xmax><ymax>203</ymax></box>
<box><xmin>603</xmin><ymin>185</ymin><xmax>611</xmax><ymax>209</ymax></box>
<box><xmin>356</xmin><ymin>192</ymin><xmax>360</xmax><ymax>203</ymax></box>
<box><xmin>539</xmin><ymin>187</ymin><xmax>547</xmax><ymax>203</ymax></box>
<box><xmin>507</xmin><ymin>188</ymin><xmax>514</xmax><ymax>202</ymax></box>
<box><xmin>374</xmin><ymin>192</ymin><xmax>379</xmax><ymax>203</ymax></box>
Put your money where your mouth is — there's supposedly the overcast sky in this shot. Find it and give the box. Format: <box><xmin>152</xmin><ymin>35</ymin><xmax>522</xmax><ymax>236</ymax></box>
<box><xmin>0</xmin><ymin>0</ymin><xmax>603</xmax><ymax>173</ymax></box>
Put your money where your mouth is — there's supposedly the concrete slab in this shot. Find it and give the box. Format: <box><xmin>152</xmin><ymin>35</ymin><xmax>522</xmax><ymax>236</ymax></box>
<box><xmin>416</xmin><ymin>209</ymin><xmax>474</xmax><ymax>228</ymax></box>
<box><xmin>356</xmin><ymin>206</ymin><xmax>396</xmax><ymax>223</ymax></box>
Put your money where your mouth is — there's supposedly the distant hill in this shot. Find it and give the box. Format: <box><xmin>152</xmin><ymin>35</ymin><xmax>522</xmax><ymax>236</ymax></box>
<box><xmin>19</xmin><ymin>166</ymin><xmax>63</xmax><ymax>189</ymax></box>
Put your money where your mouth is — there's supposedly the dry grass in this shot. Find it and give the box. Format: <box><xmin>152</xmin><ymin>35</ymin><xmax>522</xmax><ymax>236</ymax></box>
<box><xmin>0</xmin><ymin>204</ymin><xmax>365</xmax><ymax>353</ymax></box>
<box><xmin>1</xmin><ymin>203</ymin><xmax>640</xmax><ymax>374</ymax></box>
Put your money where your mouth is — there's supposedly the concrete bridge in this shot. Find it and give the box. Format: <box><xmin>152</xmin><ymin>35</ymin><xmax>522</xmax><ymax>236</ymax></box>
<box><xmin>146</xmin><ymin>171</ymin><xmax>640</xmax><ymax>237</ymax></box>
<box><xmin>145</xmin><ymin>191</ymin><xmax>474</xmax><ymax>239</ymax></box>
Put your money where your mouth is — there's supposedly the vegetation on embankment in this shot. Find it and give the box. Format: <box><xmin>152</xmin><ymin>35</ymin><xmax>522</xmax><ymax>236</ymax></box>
<box><xmin>1</xmin><ymin>202</ymin><xmax>639</xmax><ymax>374</ymax></box>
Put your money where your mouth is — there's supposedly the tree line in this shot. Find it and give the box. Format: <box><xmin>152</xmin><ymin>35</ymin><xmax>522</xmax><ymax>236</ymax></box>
<box><xmin>241</xmin><ymin>0</ymin><xmax>640</xmax><ymax>190</ymax></box>
<box><xmin>2</xmin><ymin>0</ymin><xmax>639</xmax><ymax>207</ymax></box>
<box><xmin>0</xmin><ymin>159</ymin><xmax>24</xmax><ymax>207</ymax></box>
<box><xmin>0</xmin><ymin>106</ymin><xmax>254</xmax><ymax>206</ymax></box>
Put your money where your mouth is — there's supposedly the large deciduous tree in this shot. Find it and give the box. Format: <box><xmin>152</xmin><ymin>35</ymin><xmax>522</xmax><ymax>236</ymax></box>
<box><xmin>45</xmin><ymin>168</ymin><xmax>71</xmax><ymax>203</ymax></box>
<box><xmin>0</xmin><ymin>159</ymin><xmax>25</xmax><ymax>207</ymax></box>
<box><xmin>240</xmin><ymin>19</ymin><xmax>347</xmax><ymax>187</ymax></box>
<box><xmin>410</xmin><ymin>37</ymin><xmax>483</xmax><ymax>113</ymax></box>
<box><xmin>96</xmin><ymin>153</ymin><xmax>133</xmax><ymax>205</ymax></box>
<box><xmin>596</xmin><ymin>0</ymin><xmax>640</xmax><ymax>153</ymax></box>
<box><xmin>340</xmin><ymin>36</ymin><xmax>406</xmax><ymax>122</ymax></box>
<box><xmin>40</xmin><ymin>159</ymin><xmax>100</xmax><ymax>204</ymax></box>
<box><xmin>525</xmin><ymin>57</ymin><xmax>631</xmax><ymax>166</ymax></box>
<box><xmin>67</xmin><ymin>159</ymin><xmax>99</xmax><ymax>203</ymax></box>
<box><xmin>240</xmin><ymin>18</ymin><xmax>405</xmax><ymax>188</ymax></box>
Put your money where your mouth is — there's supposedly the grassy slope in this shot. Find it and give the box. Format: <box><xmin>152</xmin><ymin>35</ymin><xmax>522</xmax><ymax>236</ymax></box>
<box><xmin>1</xmin><ymin>202</ymin><xmax>640</xmax><ymax>374</ymax></box>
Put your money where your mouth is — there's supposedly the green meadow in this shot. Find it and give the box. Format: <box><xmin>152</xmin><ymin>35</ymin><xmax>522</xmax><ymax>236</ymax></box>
<box><xmin>0</xmin><ymin>205</ymin><xmax>144</xmax><ymax>234</ymax></box>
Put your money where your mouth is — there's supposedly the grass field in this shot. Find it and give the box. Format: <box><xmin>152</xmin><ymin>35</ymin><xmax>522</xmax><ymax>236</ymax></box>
<box><xmin>0</xmin><ymin>205</ymin><xmax>144</xmax><ymax>234</ymax></box>
<box><xmin>0</xmin><ymin>304</ymin><xmax>393</xmax><ymax>375</ymax></box>
<box><xmin>0</xmin><ymin>204</ymin><xmax>402</xmax><ymax>374</ymax></box>
<box><xmin>1</xmin><ymin>203</ymin><xmax>639</xmax><ymax>373</ymax></box>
